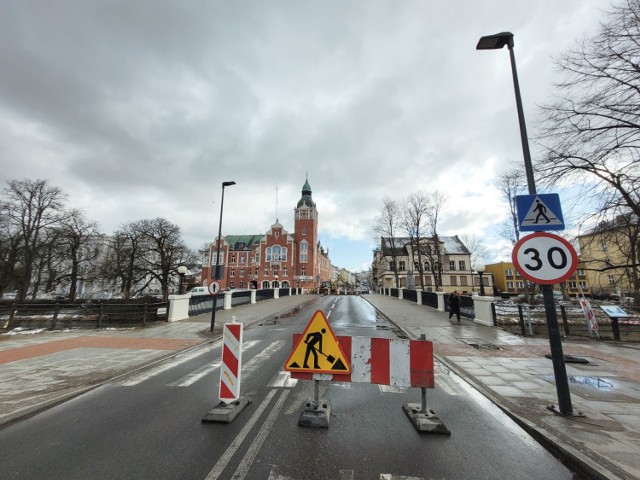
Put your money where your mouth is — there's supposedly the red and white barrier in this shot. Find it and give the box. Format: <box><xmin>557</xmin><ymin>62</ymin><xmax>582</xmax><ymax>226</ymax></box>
<box><xmin>291</xmin><ymin>335</ymin><xmax>434</xmax><ymax>388</ymax></box>
<box><xmin>219</xmin><ymin>323</ymin><xmax>243</xmax><ymax>403</ymax></box>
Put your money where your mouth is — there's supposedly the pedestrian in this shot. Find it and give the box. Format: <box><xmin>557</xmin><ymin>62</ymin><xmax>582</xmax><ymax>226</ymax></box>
<box><xmin>449</xmin><ymin>291</ymin><xmax>461</xmax><ymax>322</ymax></box>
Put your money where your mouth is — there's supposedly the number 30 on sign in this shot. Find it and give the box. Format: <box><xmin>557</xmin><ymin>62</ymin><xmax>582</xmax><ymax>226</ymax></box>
<box><xmin>512</xmin><ymin>232</ymin><xmax>578</xmax><ymax>285</ymax></box>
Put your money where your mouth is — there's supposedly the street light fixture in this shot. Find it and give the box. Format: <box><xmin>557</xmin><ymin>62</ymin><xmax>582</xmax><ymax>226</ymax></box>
<box><xmin>177</xmin><ymin>265</ymin><xmax>188</xmax><ymax>294</ymax></box>
<box><xmin>476</xmin><ymin>32</ymin><xmax>535</xmax><ymax>195</ymax></box>
<box><xmin>476</xmin><ymin>264</ymin><xmax>486</xmax><ymax>296</ymax></box>
<box><xmin>477</xmin><ymin>32</ymin><xmax>575</xmax><ymax>416</ymax></box>
<box><xmin>210</xmin><ymin>181</ymin><xmax>236</xmax><ymax>333</ymax></box>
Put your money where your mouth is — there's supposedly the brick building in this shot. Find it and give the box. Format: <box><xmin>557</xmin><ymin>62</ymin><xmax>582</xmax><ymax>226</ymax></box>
<box><xmin>200</xmin><ymin>178</ymin><xmax>331</xmax><ymax>291</ymax></box>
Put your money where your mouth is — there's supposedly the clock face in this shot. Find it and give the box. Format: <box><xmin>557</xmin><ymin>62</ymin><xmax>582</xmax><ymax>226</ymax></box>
<box><xmin>300</xmin><ymin>210</ymin><xmax>308</xmax><ymax>218</ymax></box>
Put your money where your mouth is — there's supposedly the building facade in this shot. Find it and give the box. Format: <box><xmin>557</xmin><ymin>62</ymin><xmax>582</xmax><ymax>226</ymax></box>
<box><xmin>372</xmin><ymin>236</ymin><xmax>492</xmax><ymax>294</ymax></box>
<box><xmin>485</xmin><ymin>260</ymin><xmax>590</xmax><ymax>297</ymax></box>
<box><xmin>577</xmin><ymin>215</ymin><xmax>639</xmax><ymax>298</ymax></box>
<box><xmin>200</xmin><ymin>179</ymin><xmax>331</xmax><ymax>291</ymax></box>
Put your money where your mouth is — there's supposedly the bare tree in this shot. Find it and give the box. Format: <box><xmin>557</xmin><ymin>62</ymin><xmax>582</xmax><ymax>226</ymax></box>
<box><xmin>459</xmin><ymin>234</ymin><xmax>489</xmax><ymax>270</ymax></box>
<box><xmin>424</xmin><ymin>191</ymin><xmax>447</xmax><ymax>290</ymax></box>
<box><xmin>137</xmin><ymin>218</ymin><xmax>190</xmax><ymax>301</ymax></box>
<box><xmin>0</xmin><ymin>179</ymin><xmax>66</xmax><ymax>301</ymax></box>
<box><xmin>496</xmin><ymin>168</ymin><xmax>527</xmax><ymax>245</ymax></box>
<box><xmin>99</xmin><ymin>221</ymin><xmax>149</xmax><ymax>299</ymax></box>
<box><xmin>54</xmin><ymin>210</ymin><xmax>101</xmax><ymax>302</ymax></box>
<box><xmin>536</xmin><ymin>0</ymin><xmax>640</xmax><ymax>223</ymax></box>
<box><xmin>372</xmin><ymin>197</ymin><xmax>402</xmax><ymax>288</ymax></box>
<box><xmin>402</xmin><ymin>191</ymin><xmax>431</xmax><ymax>289</ymax></box>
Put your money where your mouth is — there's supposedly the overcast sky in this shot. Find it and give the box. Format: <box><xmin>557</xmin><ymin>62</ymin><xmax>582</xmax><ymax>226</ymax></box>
<box><xmin>0</xmin><ymin>0</ymin><xmax>611</xmax><ymax>271</ymax></box>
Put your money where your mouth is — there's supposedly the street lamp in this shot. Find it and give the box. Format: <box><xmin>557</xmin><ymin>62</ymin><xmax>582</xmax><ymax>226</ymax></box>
<box><xmin>177</xmin><ymin>265</ymin><xmax>188</xmax><ymax>294</ymax></box>
<box><xmin>477</xmin><ymin>32</ymin><xmax>575</xmax><ymax>416</ymax></box>
<box><xmin>476</xmin><ymin>264</ymin><xmax>486</xmax><ymax>296</ymax></box>
<box><xmin>210</xmin><ymin>180</ymin><xmax>236</xmax><ymax>333</ymax></box>
<box><xmin>476</xmin><ymin>32</ymin><xmax>535</xmax><ymax>195</ymax></box>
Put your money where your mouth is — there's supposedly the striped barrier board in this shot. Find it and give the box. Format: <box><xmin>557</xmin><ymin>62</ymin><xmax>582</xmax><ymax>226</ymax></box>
<box><xmin>290</xmin><ymin>335</ymin><xmax>434</xmax><ymax>388</ymax></box>
<box><xmin>219</xmin><ymin>323</ymin><xmax>243</xmax><ymax>402</ymax></box>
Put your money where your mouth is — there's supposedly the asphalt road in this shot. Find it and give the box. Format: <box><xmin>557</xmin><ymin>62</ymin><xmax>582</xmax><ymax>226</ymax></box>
<box><xmin>0</xmin><ymin>296</ymin><xmax>577</xmax><ymax>479</ymax></box>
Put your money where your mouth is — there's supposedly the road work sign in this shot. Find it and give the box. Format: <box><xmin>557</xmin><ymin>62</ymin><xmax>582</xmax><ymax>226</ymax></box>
<box><xmin>284</xmin><ymin>310</ymin><xmax>350</xmax><ymax>374</ymax></box>
<box><xmin>516</xmin><ymin>194</ymin><xmax>565</xmax><ymax>231</ymax></box>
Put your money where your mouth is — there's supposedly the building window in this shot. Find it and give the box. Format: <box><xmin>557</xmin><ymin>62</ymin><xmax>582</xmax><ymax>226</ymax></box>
<box><xmin>459</xmin><ymin>261</ymin><xmax>466</xmax><ymax>271</ymax></box>
<box><xmin>517</xmin><ymin>281</ymin><xmax>524</xmax><ymax>289</ymax></box>
<box><xmin>577</xmin><ymin>269</ymin><xmax>585</xmax><ymax>276</ymax></box>
<box><xmin>240</xmin><ymin>269</ymin><xmax>244</xmax><ymax>277</ymax></box>
<box><xmin>231</xmin><ymin>254</ymin><xmax>237</xmax><ymax>263</ymax></box>
<box><xmin>302</xmin><ymin>227</ymin><xmax>306</xmax><ymax>235</ymax></box>
<box><xmin>300</xmin><ymin>240</ymin><xmax>308</xmax><ymax>263</ymax></box>
<box><xmin>507</xmin><ymin>281</ymin><xmax>514</xmax><ymax>289</ymax></box>
<box><xmin>273</xmin><ymin>246</ymin><xmax>281</xmax><ymax>261</ymax></box>
<box><xmin>301</xmin><ymin>266</ymin><xmax>306</xmax><ymax>276</ymax></box>
<box><xmin>450</xmin><ymin>276</ymin><xmax>457</xmax><ymax>286</ymax></box>
<box><xmin>230</xmin><ymin>282</ymin><xmax>235</xmax><ymax>289</ymax></box>
<box><xmin>608</xmin><ymin>275</ymin><xmax>615</xmax><ymax>285</ymax></box>
<box><xmin>425</xmin><ymin>262</ymin><xmax>430</xmax><ymax>271</ymax></box>
<box><xmin>230</xmin><ymin>268</ymin><xmax>235</xmax><ymax>277</ymax></box>
<box><xmin>264</xmin><ymin>267</ymin><xmax>269</xmax><ymax>275</ymax></box>
<box><xmin>266</xmin><ymin>247</ymin><xmax>272</xmax><ymax>262</ymax></box>
<box><xmin>461</xmin><ymin>276</ymin><xmax>468</xmax><ymax>286</ymax></box>
<box><xmin>275</xmin><ymin>231</ymin><xmax>280</xmax><ymax>239</ymax></box>
<box><xmin>425</xmin><ymin>276</ymin><xmax>432</xmax><ymax>285</ymax></box>
<box><xmin>449</xmin><ymin>261</ymin><xmax>456</xmax><ymax>271</ymax></box>
<box><xmin>241</xmin><ymin>255</ymin><xmax>246</xmax><ymax>263</ymax></box>
<box><xmin>505</xmin><ymin>268</ymin><xmax>513</xmax><ymax>276</ymax></box>
<box><xmin>399</xmin><ymin>261</ymin><xmax>406</xmax><ymax>271</ymax></box>
<box><xmin>262</xmin><ymin>281</ymin><xmax>269</xmax><ymax>289</ymax></box>
<box><xmin>255</xmin><ymin>252</ymin><xmax>260</xmax><ymax>263</ymax></box>
<box><xmin>283</xmin><ymin>267</ymin><xmax>288</xmax><ymax>276</ymax></box>
<box><xmin>240</xmin><ymin>282</ymin><xmax>244</xmax><ymax>289</ymax></box>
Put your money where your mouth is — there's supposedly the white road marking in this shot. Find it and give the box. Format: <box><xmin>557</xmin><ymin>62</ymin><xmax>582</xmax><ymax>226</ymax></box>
<box><xmin>231</xmin><ymin>389</ymin><xmax>290</xmax><ymax>480</ymax></box>
<box><xmin>380</xmin><ymin>475</ymin><xmax>423</xmax><ymax>480</ymax></box>
<box><xmin>378</xmin><ymin>385</ymin><xmax>408</xmax><ymax>394</ymax></box>
<box><xmin>205</xmin><ymin>389</ymin><xmax>277</xmax><ymax>480</ymax></box>
<box><xmin>435</xmin><ymin>373</ymin><xmax>460</xmax><ymax>396</ymax></box>
<box><xmin>118</xmin><ymin>347</ymin><xmax>213</xmax><ymax>386</ymax></box>
<box><xmin>168</xmin><ymin>362</ymin><xmax>220</xmax><ymax>387</ymax></box>
<box><xmin>267</xmin><ymin>370</ymin><xmax>298</xmax><ymax>388</ymax></box>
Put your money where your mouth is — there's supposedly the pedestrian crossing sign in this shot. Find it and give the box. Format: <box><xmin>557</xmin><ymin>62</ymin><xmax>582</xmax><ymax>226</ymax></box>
<box><xmin>284</xmin><ymin>310</ymin><xmax>351</xmax><ymax>374</ymax></box>
<box><xmin>516</xmin><ymin>194</ymin><xmax>565</xmax><ymax>231</ymax></box>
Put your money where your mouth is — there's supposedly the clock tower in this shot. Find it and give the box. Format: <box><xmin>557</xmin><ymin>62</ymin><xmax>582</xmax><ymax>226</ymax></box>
<box><xmin>294</xmin><ymin>177</ymin><xmax>319</xmax><ymax>290</ymax></box>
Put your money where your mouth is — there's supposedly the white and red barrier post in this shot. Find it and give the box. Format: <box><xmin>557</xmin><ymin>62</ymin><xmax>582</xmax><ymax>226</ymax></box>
<box><xmin>202</xmin><ymin>317</ymin><xmax>251</xmax><ymax>424</ymax></box>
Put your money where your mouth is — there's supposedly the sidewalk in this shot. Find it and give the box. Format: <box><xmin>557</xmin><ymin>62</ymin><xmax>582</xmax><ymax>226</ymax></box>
<box><xmin>364</xmin><ymin>294</ymin><xmax>640</xmax><ymax>480</ymax></box>
<box><xmin>0</xmin><ymin>295</ymin><xmax>312</xmax><ymax>427</ymax></box>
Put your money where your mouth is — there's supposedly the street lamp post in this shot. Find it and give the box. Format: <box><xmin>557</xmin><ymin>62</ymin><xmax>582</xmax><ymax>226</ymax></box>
<box><xmin>177</xmin><ymin>265</ymin><xmax>188</xmax><ymax>294</ymax></box>
<box><xmin>210</xmin><ymin>181</ymin><xmax>236</xmax><ymax>333</ymax></box>
<box><xmin>476</xmin><ymin>264</ymin><xmax>486</xmax><ymax>296</ymax></box>
<box><xmin>477</xmin><ymin>32</ymin><xmax>575</xmax><ymax>416</ymax></box>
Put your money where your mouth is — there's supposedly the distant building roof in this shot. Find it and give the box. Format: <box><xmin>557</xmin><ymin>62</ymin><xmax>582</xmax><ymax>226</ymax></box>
<box><xmin>380</xmin><ymin>236</ymin><xmax>470</xmax><ymax>256</ymax></box>
<box><xmin>224</xmin><ymin>235</ymin><xmax>264</xmax><ymax>250</ymax></box>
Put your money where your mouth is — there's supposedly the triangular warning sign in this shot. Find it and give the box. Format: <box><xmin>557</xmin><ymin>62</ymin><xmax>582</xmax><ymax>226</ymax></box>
<box><xmin>521</xmin><ymin>195</ymin><xmax>563</xmax><ymax>229</ymax></box>
<box><xmin>284</xmin><ymin>310</ymin><xmax>351</xmax><ymax>374</ymax></box>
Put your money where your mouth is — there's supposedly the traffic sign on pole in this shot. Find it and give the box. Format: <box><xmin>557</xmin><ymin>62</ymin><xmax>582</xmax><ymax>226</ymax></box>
<box><xmin>516</xmin><ymin>194</ymin><xmax>565</xmax><ymax>231</ymax></box>
<box><xmin>208</xmin><ymin>280</ymin><xmax>221</xmax><ymax>296</ymax></box>
<box><xmin>512</xmin><ymin>232</ymin><xmax>578</xmax><ymax>284</ymax></box>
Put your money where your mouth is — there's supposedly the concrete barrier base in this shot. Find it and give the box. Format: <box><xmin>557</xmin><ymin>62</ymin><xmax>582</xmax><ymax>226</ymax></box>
<box><xmin>402</xmin><ymin>403</ymin><xmax>451</xmax><ymax>435</ymax></box>
<box><xmin>298</xmin><ymin>399</ymin><xmax>331</xmax><ymax>428</ymax></box>
<box><xmin>202</xmin><ymin>396</ymin><xmax>251</xmax><ymax>423</ymax></box>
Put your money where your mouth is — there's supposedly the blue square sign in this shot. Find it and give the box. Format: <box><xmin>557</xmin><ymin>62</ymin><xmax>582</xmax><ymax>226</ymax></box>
<box><xmin>516</xmin><ymin>194</ymin><xmax>565</xmax><ymax>231</ymax></box>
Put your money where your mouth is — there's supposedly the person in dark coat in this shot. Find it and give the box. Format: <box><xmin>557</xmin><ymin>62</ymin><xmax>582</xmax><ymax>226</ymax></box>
<box><xmin>449</xmin><ymin>291</ymin><xmax>461</xmax><ymax>322</ymax></box>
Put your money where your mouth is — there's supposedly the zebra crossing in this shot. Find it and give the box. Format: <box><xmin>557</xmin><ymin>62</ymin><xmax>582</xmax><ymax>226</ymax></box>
<box><xmin>115</xmin><ymin>338</ymin><xmax>467</xmax><ymax>398</ymax></box>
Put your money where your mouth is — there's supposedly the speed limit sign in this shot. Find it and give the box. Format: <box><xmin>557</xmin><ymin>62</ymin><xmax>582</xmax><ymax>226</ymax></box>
<box><xmin>512</xmin><ymin>232</ymin><xmax>578</xmax><ymax>284</ymax></box>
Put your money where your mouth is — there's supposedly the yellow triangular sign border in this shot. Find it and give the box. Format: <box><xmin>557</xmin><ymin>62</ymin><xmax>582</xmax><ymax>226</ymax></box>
<box><xmin>284</xmin><ymin>309</ymin><xmax>351</xmax><ymax>374</ymax></box>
